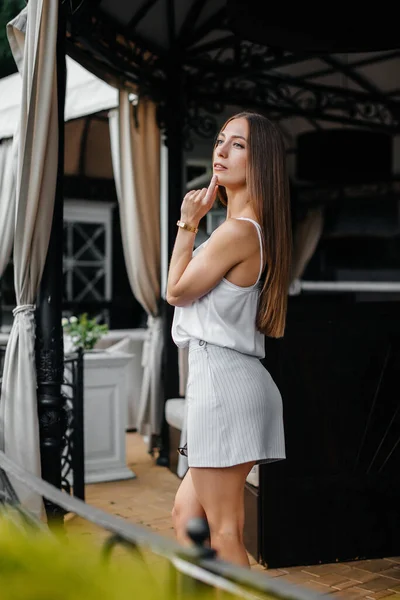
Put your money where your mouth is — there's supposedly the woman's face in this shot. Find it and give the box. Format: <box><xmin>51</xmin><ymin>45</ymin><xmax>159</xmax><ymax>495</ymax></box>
<box><xmin>213</xmin><ymin>117</ymin><xmax>248</xmax><ymax>190</ymax></box>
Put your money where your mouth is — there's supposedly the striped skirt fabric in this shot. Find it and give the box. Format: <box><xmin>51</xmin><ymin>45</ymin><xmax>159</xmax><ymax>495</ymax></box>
<box><xmin>185</xmin><ymin>339</ymin><xmax>286</xmax><ymax>468</ymax></box>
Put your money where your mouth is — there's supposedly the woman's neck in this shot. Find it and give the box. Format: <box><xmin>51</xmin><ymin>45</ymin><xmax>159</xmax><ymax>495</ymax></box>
<box><xmin>225</xmin><ymin>188</ymin><xmax>256</xmax><ymax>220</ymax></box>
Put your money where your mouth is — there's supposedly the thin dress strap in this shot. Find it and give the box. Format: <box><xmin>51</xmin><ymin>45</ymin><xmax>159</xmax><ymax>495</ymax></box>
<box><xmin>235</xmin><ymin>217</ymin><xmax>264</xmax><ymax>285</ymax></box>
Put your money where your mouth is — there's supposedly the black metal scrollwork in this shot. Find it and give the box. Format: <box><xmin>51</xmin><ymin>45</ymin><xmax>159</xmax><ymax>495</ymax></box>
<box><xmin>64</xmin><ymin>1</ymin><xmax>400</xmax><ymax>134</ymax></box>
<box><xmin>61</xmin><ymin>350</ymin><xmax>85</xmax><ymax>502</ymax></box>
<box><xmin>65</xmin><ymin>6</ymin><xmax>400</xmax><ymax>133</ymax></box>
<box><xmin>183</xmin><ymin>105</ymin><xmax>223</xmax><ymax>150</ymax></box>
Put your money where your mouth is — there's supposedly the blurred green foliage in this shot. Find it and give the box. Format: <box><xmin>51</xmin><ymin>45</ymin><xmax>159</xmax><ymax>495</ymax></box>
<box><xmin>0</xmin><ymin>512</ymin><xmax>164</xmax><ymax>600</ymax></box>
<box><xmin>0</xmin><ymin>506</ymin><xmax>282</xmax><ymax>600</ymax></box>
<box><xmin>0</xmin><ymin>509</ymin><xmax>243</xmax><ymax>600</ymax></box>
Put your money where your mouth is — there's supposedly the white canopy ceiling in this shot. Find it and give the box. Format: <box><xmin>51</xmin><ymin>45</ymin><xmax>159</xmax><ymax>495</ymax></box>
<box><xmin>0</xmin><ymin>56</ymin><xmax>119</xmax><ymax>140</ymax></box>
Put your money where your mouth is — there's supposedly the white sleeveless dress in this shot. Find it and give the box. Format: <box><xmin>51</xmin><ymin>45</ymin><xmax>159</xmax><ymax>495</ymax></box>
<box><xmin>171</xmin><ymin>218</ymin><xmax>286</xmax><ymax>468</ymax></box>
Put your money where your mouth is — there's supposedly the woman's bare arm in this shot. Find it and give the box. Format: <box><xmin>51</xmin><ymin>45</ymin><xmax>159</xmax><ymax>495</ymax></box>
<box><xmin>166</xmin><ymin>219</ymin><xmax>253</xmax><ymax>307</ymax></box>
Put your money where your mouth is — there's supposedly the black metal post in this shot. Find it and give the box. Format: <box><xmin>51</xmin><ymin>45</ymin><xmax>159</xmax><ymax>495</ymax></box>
<box><xmin>35</xmin><ymin>3</ymin><xmax>67</xmax><ymax>523</ymax></box>
<box><xmin>157</xmin><ymin>59</ymin><xmax>185</xmax><ymax>466</ymax></box>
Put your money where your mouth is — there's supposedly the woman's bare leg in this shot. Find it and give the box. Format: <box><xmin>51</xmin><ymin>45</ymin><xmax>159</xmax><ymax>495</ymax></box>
<box><xmin>172</xmin><ymin>469</ymin><xmax>207</xmax><ymax>546</ymax></box>
<box><xmin>190</xmin><ymin>462</ymin><xmax>255</xmax><ymax>567</ymax></box>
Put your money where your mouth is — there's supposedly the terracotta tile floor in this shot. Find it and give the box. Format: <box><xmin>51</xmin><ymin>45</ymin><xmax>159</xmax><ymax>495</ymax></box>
<box><xmin>66</xmin><ymin>433</ymin><xmax>400</xmax><ymax>599</ymax></box>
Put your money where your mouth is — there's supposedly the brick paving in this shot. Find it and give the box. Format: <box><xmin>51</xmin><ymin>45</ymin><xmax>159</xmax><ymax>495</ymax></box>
<box><xmin>66</xmin><ymin>433</ymin><xmax>400</xmax><ymax>599</ymax></box>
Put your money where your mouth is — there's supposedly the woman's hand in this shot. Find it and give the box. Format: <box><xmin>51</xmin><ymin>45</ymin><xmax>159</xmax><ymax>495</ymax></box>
<box><xmin>180</xmin><ymin>175</ymin><xmax>218</xmax><ymax>227</ymax></box>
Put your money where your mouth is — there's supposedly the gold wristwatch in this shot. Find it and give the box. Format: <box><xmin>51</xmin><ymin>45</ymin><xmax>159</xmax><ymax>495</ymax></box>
<box><xmin>176</xmin><ymin>220</ymin><xmax>198</xmax><ymax>234</ymax></box>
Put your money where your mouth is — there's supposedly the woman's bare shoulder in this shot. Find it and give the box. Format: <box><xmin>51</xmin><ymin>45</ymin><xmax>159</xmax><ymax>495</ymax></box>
<box><xmin>211</xmin><ymin>218</ymin><xmax>260</xmax><ymax>245</ymax></box>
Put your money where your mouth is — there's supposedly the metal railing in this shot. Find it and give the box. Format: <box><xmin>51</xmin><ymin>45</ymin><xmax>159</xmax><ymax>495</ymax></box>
<box><xmin>0</xmin><ymin>450</ymin><xmax>325</xmax><ymax>600</ymax></box>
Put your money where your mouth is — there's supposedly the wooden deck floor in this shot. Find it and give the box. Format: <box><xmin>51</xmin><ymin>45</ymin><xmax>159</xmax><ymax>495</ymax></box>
<box><xmin>66</xmin><ymin>433</ymin><xmax>400</xmax><ymax>599</ymax></box>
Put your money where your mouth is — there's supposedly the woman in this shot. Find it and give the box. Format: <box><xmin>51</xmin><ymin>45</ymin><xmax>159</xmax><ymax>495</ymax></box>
<box><xmin>166</xmin><ymin>111</ymin><xmax>292</xmax><ymax>567</ymax></box>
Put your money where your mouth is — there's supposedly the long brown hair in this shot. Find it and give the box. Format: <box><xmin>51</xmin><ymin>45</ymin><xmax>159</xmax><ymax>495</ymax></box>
<box><xmin>216</xmin><ymin>112</ymin><xmax>292</xmax><ymax>338</ymax></box>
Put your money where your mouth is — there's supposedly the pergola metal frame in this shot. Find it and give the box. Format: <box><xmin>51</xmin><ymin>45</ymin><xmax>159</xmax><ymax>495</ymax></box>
<box><xmin>63</xmin><ymin>0</ymin><xmax>400</xmax><ymax>136</ymax></box>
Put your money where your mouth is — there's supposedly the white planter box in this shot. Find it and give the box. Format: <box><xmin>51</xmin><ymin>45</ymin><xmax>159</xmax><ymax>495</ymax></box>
<box><xmin>64</xmin><ymin>329</ymin><xmax>148</xmax><ymax>484</ymax></box>
<box><xmin>82</xmin><ymin>350</ymin><xmax>136</xmax><ymax>484</ymax></box>
<box><xmin>95</xmin><ymin>329</ymin><xmax>147</xmax><ymax>429</ymax></box>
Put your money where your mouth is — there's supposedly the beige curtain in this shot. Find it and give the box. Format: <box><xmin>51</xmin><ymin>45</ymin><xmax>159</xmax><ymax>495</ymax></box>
<box><xmin>0</xmin><ymin>139</ymin><xmax>17</xmax><ymax>277</ymax></box>
<box><xmin>109</xmin><ymin>93</ymin><xmax>163</xmax><ymax>445</ymax></box>
<box><xmin>289</xmin><ymin>207</ymin><xmax>324</xmax><ymax>293</ymax></box>
<box><xmin>0</xmin><ymin>0</ymin><xmax>59</xmax><ymax>517</ymax></box>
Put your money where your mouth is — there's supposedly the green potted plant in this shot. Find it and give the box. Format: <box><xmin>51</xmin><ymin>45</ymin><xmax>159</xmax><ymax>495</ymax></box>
<box><xmin>62</xmin><ymin>313</ymin><xmax>109</xmax><ymax>352</ymax></box>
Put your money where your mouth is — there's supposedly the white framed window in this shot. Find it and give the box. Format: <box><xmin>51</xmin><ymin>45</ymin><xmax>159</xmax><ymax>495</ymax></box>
<box><xmin>63</xmin><ymin>200</ymin><xmax>115</xmax><ymax>319</ymax></box>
